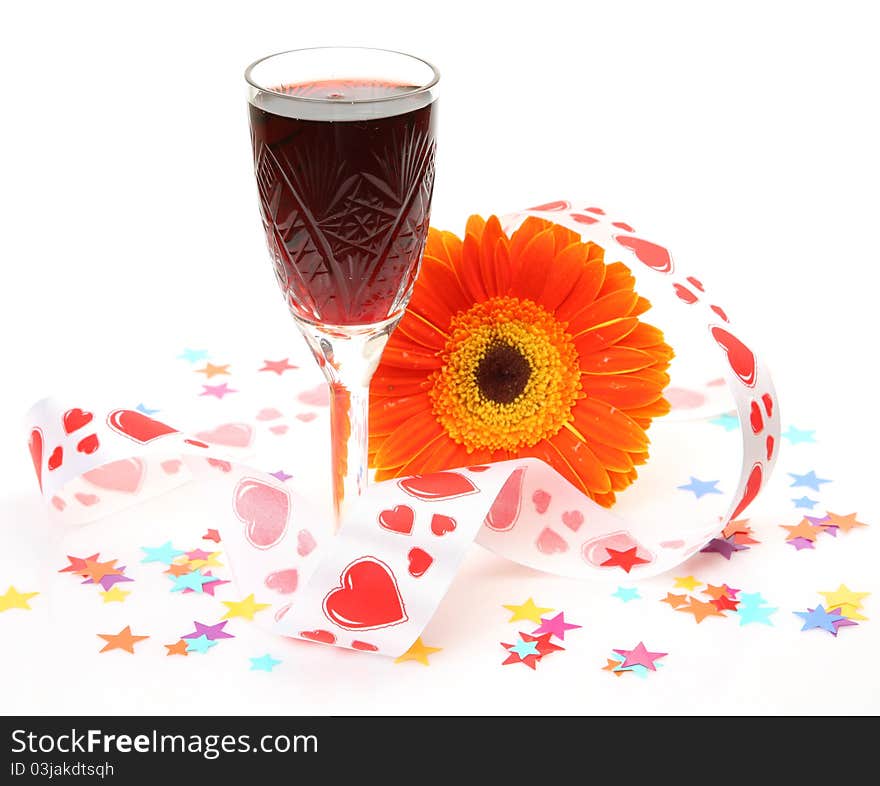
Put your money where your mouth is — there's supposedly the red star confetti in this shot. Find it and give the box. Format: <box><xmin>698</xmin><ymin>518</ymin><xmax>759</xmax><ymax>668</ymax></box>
<box><xmin>500</xmin><ymin>632</ymin><xmax>564</xmax><ymax>669</ymax></box>
<box><xmin>202</xmin><ymin>529</ymin><xmax>222</xmax><ymax>544</ymax></box>
<box><xmin>259</xmin><ymin>358</ymin><xmax>298</xmax><ymax>375</ymax></box>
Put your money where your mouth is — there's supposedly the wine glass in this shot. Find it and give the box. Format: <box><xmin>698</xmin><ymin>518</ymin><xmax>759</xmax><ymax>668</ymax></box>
<box><xmin>245</xmin><ymin>47</ymin><xmax>439</xmax><ymax>525</ymax></box>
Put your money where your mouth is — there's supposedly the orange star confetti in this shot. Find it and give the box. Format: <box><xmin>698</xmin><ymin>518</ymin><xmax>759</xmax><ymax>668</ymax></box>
<box><xmin>661</xmin><ymin>592</ymin><xmax>689</xmax><ymax>608</ymax></box>
<box><xmin>164</xmin><ymin>639</ymin><xmax>189</xmax><ymax>657</ymax></box>
<box><xmin>676</xmin><ymin>598</ymin><xmax>725</xmax><ymax>624</ymax></box>
<box><xmin>80</xmin><ymin>559</ymin><xmax>123</xmax><ymax>583</ymax></box>
<box><xmin>98</xmin><ymin>626</ymin><xmax>149</xmax><ymax>654</ymax></box>
<box><xmin>780</xmin><ymin>518</ymin><xmax>822</xmax><ymax>542</ymax></box>
<box><xmin>823</xmin><ymin>511</ymin><xmax>868</xmax><ymax>534</ymax></box>
<box><xmin>196</xmin><ymin>363</ymin><xmax>230</xmax><ymax>378</ymax></box>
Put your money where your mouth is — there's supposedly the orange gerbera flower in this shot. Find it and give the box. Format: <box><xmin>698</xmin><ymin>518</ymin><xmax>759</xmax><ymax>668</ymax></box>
<box><xmin>369</xmin><ymin>215</ymin><xmax>674</xmax><ymax>508</ymax></box>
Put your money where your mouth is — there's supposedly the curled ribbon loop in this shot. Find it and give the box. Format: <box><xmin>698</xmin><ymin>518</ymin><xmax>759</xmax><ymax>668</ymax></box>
<box><xmin>25</xmin><ymin>203</ymin><xmax>779</xmax><ymax>657</ymax></box>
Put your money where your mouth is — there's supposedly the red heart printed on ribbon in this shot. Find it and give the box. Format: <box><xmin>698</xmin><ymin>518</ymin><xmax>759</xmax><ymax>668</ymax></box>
<box><xmin>107</xmin><ymin>409</ymin><xmax>178</xmax><ymax>444</ymax></box>
<box><xmin>430</xmin><ymin>514</ymin><xmax>457</xmax><ymax>537</ymax></box>
<box><xmin>28</xmin><ymin>428</ymin><xmax>43</xmax><ymax>490</ymax></box>
<box><xmin>47</xmin><ymin>446</ymin><xmax>63</xmax><ymax>471</ymax></box>
<box><xmin>378</xmin><ymin>505</ymin><xmax>415</xmax><ymax>535</ymax></box>
<box><xmin>195</xmin><ymin>423</ymin><xmax>254</xmax><ymax>448</ymax></box>
<box><xmin>711</xmin><ymin>326</ymin><xmax>757</xmax><ymax>388</ymax></box>
<box><xmin>63</xmin><ymin>408</ymin><xmax>93</xmax><ymax>434</ymax></box>
<box><xmin>483</xmin><ymin>467</ymin><xmax>525</xmax><ymax>532</ymax></box>
<box><xmin>297</xmin><ymin>529</ymin><xmax>316</xmax><ymax>557</ymax></box>
<box><xmin>407</xmin><ymin>548</ymin><xmax>433</xmax><ymax>578</ymax></box>
<box><xmin>233</xmin><ymin>477</ymin><xmax>290</xmax><ymax>550</ymax></box>
<box><xmin>264</xmin><ymin>568</ymin><xmax>298</xmax><ymax>595</ymax></box>
<box><xmin>616</xmin><ymin>236</ymin><xmax>674</xmax><ymax>274</ymax></box>
<box><xmin>82</xmin><ymin>458</ymin><xmax>145</xmax><ymax>494</ymax></box>
<box><xmin>300</xmin><ymin>629</ymin><xmax>336</xmax><ymax>644</ymax></box>
<box><xmin>731</xmin><ymin>462</ymin><xmax>763</xmax><ymax>519</ymax></box>
<box><xmin>561</xmin><ymin>510</ymin><xmax>584</xmax><ymax>532</ymax></box>
<box><xmin>398</xmin><ymin>472</ymin><xmax>478</xmax><ymax>501</ymax></box>
<box><xmin>532</xmin><ymin>489</ymin><xmax>551</xmax><ymax>514</ymax></box>
<box><xmin>76</xmin><ymin>434</ymin><xmax>100</xmax><ymax>455</ymax></box>
<box><xmin>351</xmin><ymin>640</ymin><xmax>378</xmax><ymax>652</ymax></box>
<box><xmin>322</xmin><ymin>557</ymin><xmax>408</xmax><ymax>631</ymax></box>
<box><xmin>536</xmin><ymin>527</ymin><xmax>569</xmax><ymax>554</ymax></box>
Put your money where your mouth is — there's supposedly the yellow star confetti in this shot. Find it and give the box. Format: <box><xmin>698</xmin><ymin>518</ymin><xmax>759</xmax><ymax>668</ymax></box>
<box><xmin>221</xmin><ymin>593</ymin><xmax>271</xmax><ymax>621</ymax></box>
<box><xmin>189</xmin><ymin>551</ymin><xmax>224</xmax><ymax>570</ymax></box>
<box><xmin>196</xmin><ymin>363</ymin><xmax>230</xmax><ymax>379</ymax></box>
<box><xmin>673</xmin><ymin>576</ymin><xmax>702</xmax><ymax>592</ymax></box>
<box><xmin>836</xmin><ymin>605</ymin><xmax>868</xmax><ymax>621</ymax></box>
<box><xmin>502</xmin><ymin>597</ymin><xmax>554</xmax><ymax>624</ymax></box>
<box><xmin>0</xmin><ymin>586</ymin><xmax>39</xmax><ymax>612</ymax></box>
<box><xmin>394</xmin><ymin>637</ymin><xmax>442</xmax><ymax>666</ymax></box>
<box><xmin>100</xmin><ymin>587</ymin><xmax>130</xmax><ymax>604</ymax></box>
<box><xmin>819</xmin><ymin>584</ymin><xmax>869</xmax><ymax>614</ymax></box>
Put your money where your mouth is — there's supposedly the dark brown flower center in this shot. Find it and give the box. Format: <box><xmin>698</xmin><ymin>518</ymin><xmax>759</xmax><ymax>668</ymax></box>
<box><xmin>475</xmin><ymin>340</ymin><xmax>532</xmax><ymax>404</ymax></box>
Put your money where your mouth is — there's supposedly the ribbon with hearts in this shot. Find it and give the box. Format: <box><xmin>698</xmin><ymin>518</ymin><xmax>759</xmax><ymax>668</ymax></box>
<box><xmin>24</xmin><ymin>202</ymin><xmax>780</xmax><ymax>657</ymax></box>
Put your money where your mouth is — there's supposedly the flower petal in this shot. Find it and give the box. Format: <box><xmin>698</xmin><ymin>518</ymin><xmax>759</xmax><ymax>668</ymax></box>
<box><xmin>458</xmin><ymin>231</ymin><xmax>489</xmax><ymax>302</ymax></box>
<box><xmin>568</xmin><ymin>290</ymin><xmax>640</xmax><ymax>335</ymax></box>
<box><xmin>373</xmin><ymin>408</ymin><xmax>445</xmax><ymax>470</ymax></box>
<box><xmin>479</xmin><ymin>216</ymin><xmax>508</xmax><ymax>297</ymax></box>
<box><xmin>408</xmin><ymin>259</ymin><xmax>471</xmax><ymax>327</ymax></box>
<box><xmin>556</xmin><ymin>258</ymin><xmax>607</xmax><ymax>322</ymax></box>
<box><xmin>548</xmin><ymin>429</ymin><xmax>614</xmax><ymax>495</ymax></box>
<box><xmin>580</xmin><ymin>372</ymin><xmax>666</xmax><ymax>408</ymax></box>
<box><xmin>371</xmin><ymin>370</ymin><xmax>431</xmax><ymax>399</ymax></box>
<box><xmin>598</xmin><ymin>261</ymin><xmax>636</xmax><ymax>296</ymax></box>
<box><xmin>573</xmin><ymin>317</ymin><xmax>640</xmax><ymax>357</ymax></box>
<box><xmin>622</xmin><ymin>322</ymin><xmax>667</xmax><ymax>349</ymax></box>
<box><xmin>381</xmin><ymin>343</ymin><xmax>443</xmax><ymax>370</ymax></box>
<box><xmin>510</xmin><ymin>227</ymin><xmax>557</xmax><ymax>301</ymax></box>
<box><xmin>536</xmin><ymin>242</ymin><xmax>589</xmax><ymax>311</ymax></box>
<box><xmin>583</xmin><ymin>439</ymin><xmax>635</xmax><ymax>473</ymax></box>
<box><xmin>579</xmin><ymin>347</ymin><xmax>658</xmax><ymax>375</ymax></box>
<box><xmin>396</xmin><ymin>308</ymin><xmax>449</xmax><ymax>350</ymax></box>
<box><xmin>571</xmin><ymin>398</ymin><xmax>649</xmax><ymax>451</ymax></box>
<box><xmin>623</xmin><ymin>398</ymin><xmax>672</xmax><ymax>419</ymax></box>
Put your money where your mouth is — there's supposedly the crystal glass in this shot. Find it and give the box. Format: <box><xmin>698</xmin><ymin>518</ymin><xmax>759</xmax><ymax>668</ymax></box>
<box><xmin>245</xmin><ymin>47</ymin><xmax>439</xmax><ymax>524</ymax></box>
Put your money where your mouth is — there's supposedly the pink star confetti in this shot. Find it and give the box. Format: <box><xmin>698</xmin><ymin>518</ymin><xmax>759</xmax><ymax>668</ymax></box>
<box><xmin>612</xmin><ymin>641</ymin><xmax>667</xmax><ymax>671</ymax></box>
<box><xmin>531</xmin><ymin>611</ymin><xmax>581</xmax><ymax>641</ymax></box>
<box><xmin>200</xmin><ymin>383</ymin><xmax>237</xmax><ymax>399</ymax></box>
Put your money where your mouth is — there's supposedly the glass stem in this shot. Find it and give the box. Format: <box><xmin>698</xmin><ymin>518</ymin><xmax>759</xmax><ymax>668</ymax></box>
<box><xmin>295</xmin><ymin>315</ymin><xmax>399</xmax><ymax>530</ymax></box>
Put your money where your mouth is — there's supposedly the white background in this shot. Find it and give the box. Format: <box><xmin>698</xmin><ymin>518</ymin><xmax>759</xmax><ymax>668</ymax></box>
<box><xmin>1</xmin><ymin>0</ymin><xmax>878</xmax><ymax>715</ymax></box>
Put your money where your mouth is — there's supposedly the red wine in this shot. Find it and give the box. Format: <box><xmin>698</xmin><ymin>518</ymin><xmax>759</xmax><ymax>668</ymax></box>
<box><xmin>249</xmin><ymin>80</ymin><xmax>437</xmax><ymax>326</ymax></box>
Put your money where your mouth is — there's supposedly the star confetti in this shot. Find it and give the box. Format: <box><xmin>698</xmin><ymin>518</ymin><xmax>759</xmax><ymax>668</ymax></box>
<box><xmin>501</xmin><ymin>632</ymin><xmax>563</xmax><ymax>669</ymax></box>
<box><xmin>0</xmin><ymin>586</ymin><xmax>39</xmax><ymax>612</ymax></box>
<box><xmin>141</xmin><ymin>542</ymin><xmax>186</xmax><ymax>565</ymax></box>
<box><xmin>531</xmin><ymin>612</ymin><xmax>582</xmax><ymax>640</ymax></box>
<box><xmin>178</xmin><ymin>348</ymin><xmax>208</xmax><ymax>363</ymax></box>
<box><xmin>677</xmin><ymin>477</ymin><xmax>723</xmax><ymax>499</ymax></box>
<box><xmin>782</xmin><ymin>426</ymin><xmax>816</xmax><ymax>444</ymax></box>
<box><xmin>185</xmin><ymin>634</ymin><xmax>217</xmax><ymax>654</ymax></box>
<box><xmin>250</xmin><ymin>654</ymin><xmax>282</xmax><ymax>672</ymax></box>
<box><xmin>196</xmin><ymin>362</ymin><xmax>230</xmax><ymax>379</ymax></box>
<box><xmin>781</xmin><ymin>511</ymin><xmax>866</xmax><ymax>551</ymax></box>
<box><xmin>673</xmin><ymin>576</ymin><xmax>702</xmax><ymax>592</ymax></box>
<box><xmin>202</xmin><ymin>529</ymin><xmax>222</xmax><ymax>544</ymax></box>
<box><xmin>792</xmin><ymin>496</ymin><xmax>819</xmax><ymax>510</ymax></box>
<box><xmin>606</xmin><ymin>642</ymin><xmax>666</xmax><ymax>677</ymax></box>
<box><xmin>200</xmin><ymin>383</ymin><xmax>237</xmax><ymax>399</ymax></box>
<box><xmin>221</xmin><ymin>594</ymin><xmax>271</xmax><ymax>621</ymax></box>
<box><xmin>502</xmin><ymin>598</ymin><xmax>553</xmax><ymax>624</ymax></box>
<box><xmin>394</xmin><ymin>638</ymin><xmax>442</xmax><ymax>666</ymax></box>
<box><xmin>819</xmin><ymin>585</ymin><xmax>870</xmax><ymax>619</ymax></box>
<box><xmin>270</xmin><ymin>470</ymin><xmax>293</xmax><ymax>482</ymax></box>
<box><xmin>611</xmin><ymin>587</ymin><xmax>641</xmax><ymax>603</ymax></box>
<box><xmin>100</xmin><ymin>587</ymin><xmax>130</xmax><ymax>603</ymax></box>
<box><xmin>259</xmin><ymin>358</ymin><xmax>298</xmax><ymax>375</ymax></box>
<box><xmin>97</xmin><ymin>626</ymin><xmax>149</xmax><ymax>654</ymax></box>
<box><xmin>793</xmin><ymin>605</ymin><xmax>847</xmax><ymax>636</ymax></box>
<box><xmin>183</xmin><ymin>620</ymin><xmax>234</xmax><ymax>641</ymax></box>
<box><xmin>700</xmin><ymin>536</ymin><xmax>748</xmax><ymax>560</ymax></box>
<box><xmin>823</xmin><ymin>511</ymin><xmax>868</xmax><ymax>534</ymax></box>
<box><xmin>135</xmin><ymin>403</ymin><xmax>160</xmax><ymax>415</ymax></box>
<box><xmin>788</xmin><ymin>471</ymin><xmax>832</xmax><ymax>491</ymax></box>
<box><xmin>164</xmin><ymin>640</ymin><xmax>189</xmax><ymax>656</ymax></box>
<box><xmin>709</xmin><ymin>412</ymin><xmax>739</xmax><ymax>431</ymax></box>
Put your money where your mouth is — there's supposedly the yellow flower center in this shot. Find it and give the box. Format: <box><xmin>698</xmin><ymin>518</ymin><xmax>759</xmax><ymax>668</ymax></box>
<box><xmin>429</xmin><ymin>296</ymin><xmax>581</xmax><ymax>452</ymax></box>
